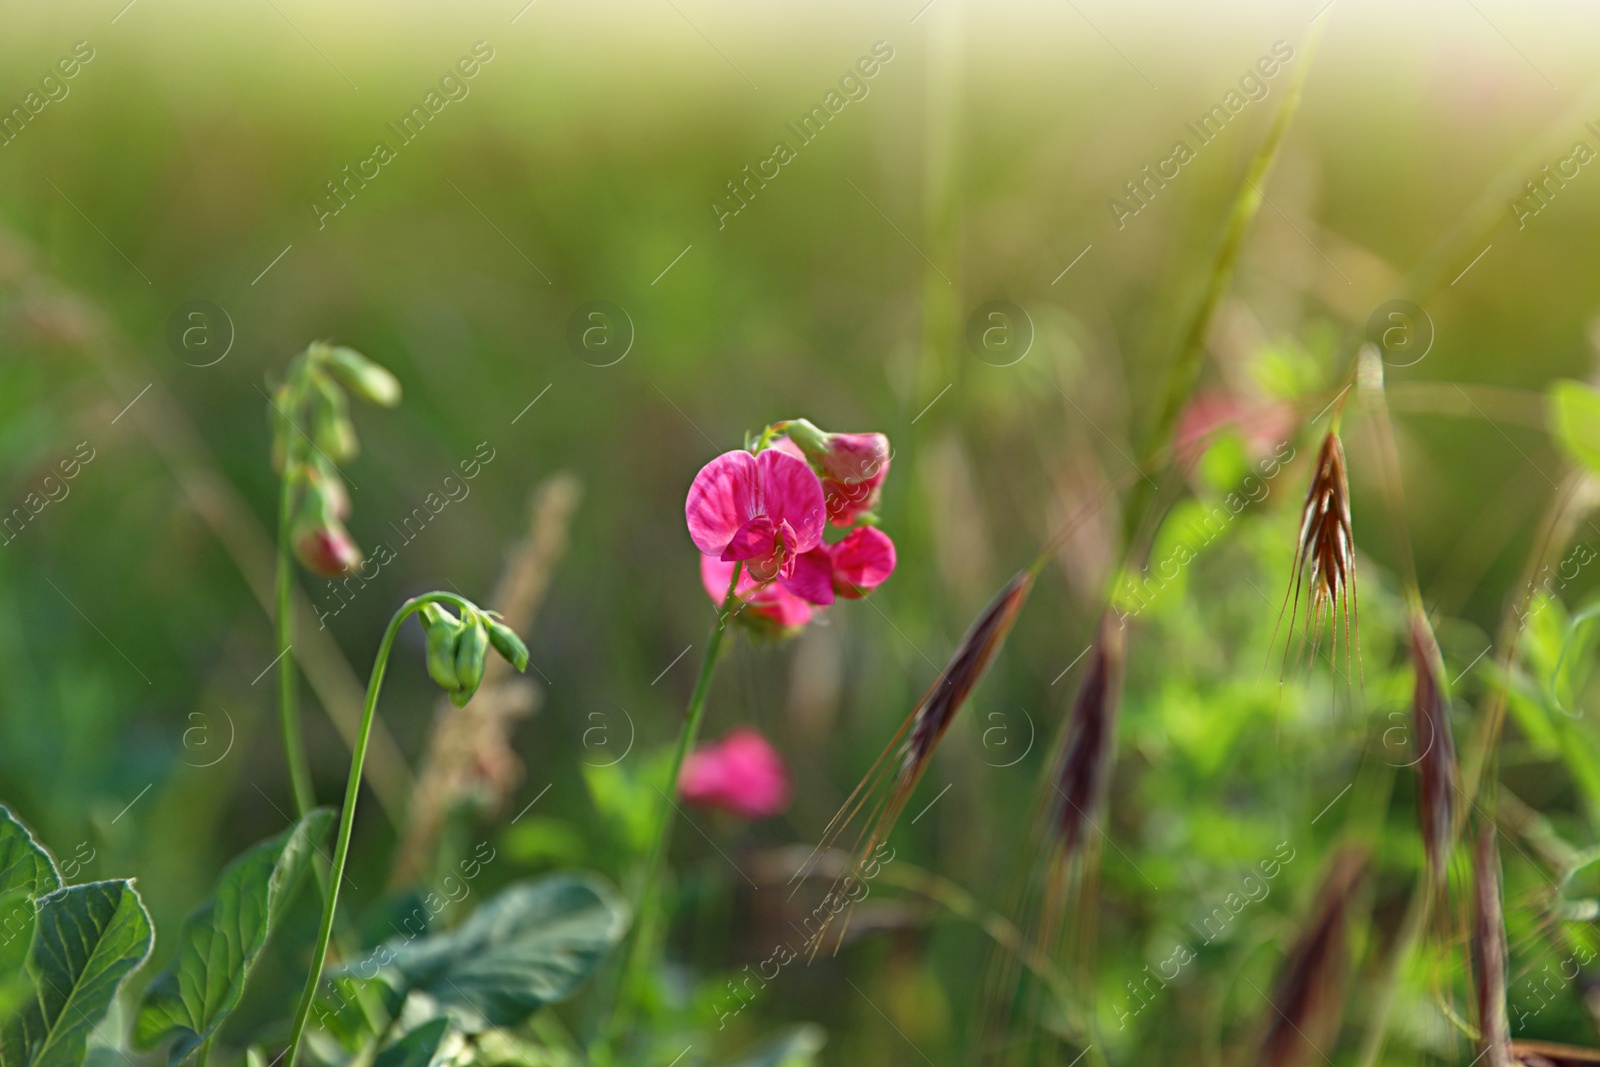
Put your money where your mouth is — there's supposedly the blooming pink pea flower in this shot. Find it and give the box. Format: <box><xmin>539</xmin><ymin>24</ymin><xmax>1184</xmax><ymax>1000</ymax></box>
<box><xmin>825</xmin><ymin>526</ymin><xmax>897</xmax><ymax>598</ymax></box>
<box><xmin>686</xmin><ymin>449</ymin><xmax>827</xmax><ymax>589</ymax></box>
<box><xmin>771</xmin><ymin>433</ymin><xmax>891</xmax><ymax>527</ymax></box>
<box><xmin>700</xmin><ymin>555</ymin><xmax>816</xmax><ymax>636</ymax></box>
<box><xmin>679</xmin><ymin>726</ymin><xmax>792</xmax><ymax>819</ymax></box>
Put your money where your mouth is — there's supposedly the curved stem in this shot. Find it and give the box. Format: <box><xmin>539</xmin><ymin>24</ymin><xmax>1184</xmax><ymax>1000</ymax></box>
<box><xmin>277</xmin><ymin>441</ymin><xmax>316</xmax><ymax>819</ymax></box>
<box><xmin>285</xmin><ymin>591</ymin><xmax>474</xmax><ymax>1067</ymax></box>
<box><xmin>605</xmin><ymin>563</ymin><xmax>742</xmax><ymax>1044</ymax></box>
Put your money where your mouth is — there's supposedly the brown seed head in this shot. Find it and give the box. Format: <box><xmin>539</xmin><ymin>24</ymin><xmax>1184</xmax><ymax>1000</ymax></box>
<box><xmin>1051</xmin><ymin>618</ymin><xmax>1125</xmax><ymax>858</ymax></box>
<box><xmin>1473</xmin><ymin>823</ymin><xmax>1513</xmax><ymax>1067</ymax></box>
<box><xmin>1279</xmin><ymin>431</ymin><xmax>1360</xmax><ymax>675</ymax></box>
<box><xmin>1257</xmin><ymin>846</ymin><xmax>1367</xmax><ymax>1067</ymax></box>
<box><xmin>1410</xmin><ymin>612</ymin><xmax>1459</xmax><ymax>887</ymax></box>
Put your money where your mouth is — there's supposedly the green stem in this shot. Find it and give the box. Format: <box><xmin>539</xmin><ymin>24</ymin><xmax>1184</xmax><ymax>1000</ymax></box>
<box><xmin>284</xmin><ymin>591</ymin><xmax>475</xmax><ymax>1067</ymax></box>
<box><xmin>605</xmin><ymin>563</ymin><xmax>742</xmax><ymax>1044</ymax></box>
<box><xmin>277</xmin><ymin>438</ymin><xmax>316</xmax><ymax>819</ymax></box>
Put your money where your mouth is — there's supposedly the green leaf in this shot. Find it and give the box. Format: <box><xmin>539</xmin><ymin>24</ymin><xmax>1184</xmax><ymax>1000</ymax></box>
<box><xmin>0</xmin><ymin>880</ymin><xmax>154</xmax><ymax>1067</ymax></box>
<box><xmin>133</xmin><ymin>809</ymin><xmax>333</xmax><ymax>1065</ymax></box>
<box><xmin>0</xmin><ymin>809</ymin><xmax>60</xmax><ymax>903</ymax></box>
<box><xmin>359</xmin><ymin>873</ymin><xmax>629</xmax><ymax>1029</ymax></box>
<box><xmin>721</xmin><ymin>1025</ymin><xmax>827</xmax><ymax>1067</ymax></box>
<box><xmin>373</xmin><ymin>1018</ymin><xmax>451</xmax><ymax>1067</ymax></box>
<box><xmin>1548</xmin><ymin>379</ymin><xmax>1600</xmax><ymax>474</ymax></box>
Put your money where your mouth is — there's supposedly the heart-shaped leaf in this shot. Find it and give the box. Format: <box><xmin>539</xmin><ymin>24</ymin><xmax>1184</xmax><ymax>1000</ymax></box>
<box><xmin>134</xmin><ymin>809</ymin><xmax>333</xmax><ymax>1065</ymax></box>
<box><xmin>1549</xmin><ymin>379</ymin><xmax>1600</xmax><ymax>475</ymax></box>
<box><xmin>0</xmin><ymin>880</ymin><xmax>153</xmax><ymax>1067</ymax></box>
<box><xmin>373</xmin><ymin>1018</ymin><xmax>451</xmax><ymax>1067</ymax></box>
<box><xmin>0</xmin><ymin>809</ymin><xmax>60</xmax><ymax>903</ymax></box>
<box><xmin>356</xmin><ymin>873</ymin><xmax>629</xmax><ymax>1029</ymax></box>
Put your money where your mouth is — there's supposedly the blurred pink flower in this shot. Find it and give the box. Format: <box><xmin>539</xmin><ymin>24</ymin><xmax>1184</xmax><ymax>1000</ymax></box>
<box><xmin>678</xmin><ymin>726</ymin><xmax>792</xmax><ymax>819</ymax></box>
<box><xmin>700</xmin><ymin>555</ymin><xmax>817</xmax><ymax>635</ymax></box>
<box><xmin>686</xmin><ymin>449</ymin><xmax>827</xmax><ymax>591</ymax></box>
<box><xmin>293</xmin><ymin>522</ymin><xmax>362</xmax><ymax>577</ymax></box>
<box><xmin>825</xmin><ymin>526</ymin><xmax>897</xmax><ymax>598</ymax></box>
<box><xmin>1173</xmin><ymin>392</ymin><xmax>1295</xmax><ymax>469</ymax></box>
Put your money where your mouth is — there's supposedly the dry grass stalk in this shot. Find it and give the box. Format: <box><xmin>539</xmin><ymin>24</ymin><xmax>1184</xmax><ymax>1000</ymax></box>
<box><xmin>1256</xmin><ymin>846</ymin><xmax>1367</xmax><ymax>1067</ymax></box>
<box><xmin>1473</xmin><ymin>823</ymin><xmax>1514</xmax><ymax>1067</ymax></box>
<box><xmin>795</xmin><ymin>568</ymin><xmax>1035</xmax><ymax>954</ymax></box>
<box><xmin>1274</xmin><ymin>431</ymin><xmax>1360</xmax><ymax>678</ymax></box>
<box><xmin>1050</xmin><ymin>617</ymin><xmax>1125</xmax><ymax>860</ymax></box>
<box><xmin>1511</xmin><ymin>1040</ymin><xmax>1600</xmax><ymax>1065</ymax></box>
<box><xmin>1411</xmin><ymin>612</ymin><xmax>1460</xmax><ymax>893</ymax></box>
<box><xmin>390</xmin><ymin>473</ymin><xmax>582</xmax><ymax>886</ymax></box>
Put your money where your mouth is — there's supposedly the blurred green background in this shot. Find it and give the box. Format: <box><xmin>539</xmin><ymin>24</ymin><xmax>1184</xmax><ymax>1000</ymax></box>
<box><xmin>5</xmin><ymin>0</ymin><xmax>1600</xmax><ymax>1062</ymax></box>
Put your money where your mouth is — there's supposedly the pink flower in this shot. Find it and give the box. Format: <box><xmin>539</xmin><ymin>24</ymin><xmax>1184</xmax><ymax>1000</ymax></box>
<box><xmin>679</xmin><ymin>727</ymin><xmax>792</xmax><ymax>819</ymax></box>
<box><xmin>825</xmin><ymin>526</ymin><xmax>897</xmax><ymax>598</ymax></box>
<box><xmin>686</xmin><ymin>449</ymin><xmax>827</xmax><ymax>592</ymax></box>
<box><xmin>700</xmin><ymin>555</ymin><xmax>816</xmax><ymax>636</ymax></box>
<box><xmin>775</xmin><ymin>421</ymin><xmax>891</xmax><ymax>526</ymax></box>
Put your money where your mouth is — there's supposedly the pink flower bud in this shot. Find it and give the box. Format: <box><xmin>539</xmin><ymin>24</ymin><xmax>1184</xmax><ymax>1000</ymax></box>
<box><xmin>678</xmin><ymin>727</ymin><xmax>792</xmax><ymax>819</ymax></box>
<box><xmin>294</xmin><ymin>521</ymin><xmax>363</xmax><ymax>577</ymax></box>
<box><xmin>777</xmin><ymin>419</ymin><xmax>891</xmax><ymax>485</ymax></box>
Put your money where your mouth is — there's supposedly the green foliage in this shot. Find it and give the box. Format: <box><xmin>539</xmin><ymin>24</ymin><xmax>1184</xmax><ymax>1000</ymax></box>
<box><xmin>133</xmin><ymin>808</ymin><xmax>334</xmax><ymax>1064</ymax></box>
<box><xmin>1549</xmin><ymin>379</ymin><xmax>1600</xmax><ymax>474</ymax></box>
<box><xmin>0</xmin><ymin>880</ymin><xmax>153</xmax><ymax>1067</ymax></box>
<box><xmin>372</xmin><ymin>1018</ymin><xmax>450</xmax><ymax>1067</ymax></box>
<box><xmin>720</xmin><ymin>1025</ymin><xmax>826</xmax><ymax>1067</ymax></box>
<box><xmin>353</xmin><ymin>873</ymin><xmax>629</xmax><ymax>1030</ymax></box>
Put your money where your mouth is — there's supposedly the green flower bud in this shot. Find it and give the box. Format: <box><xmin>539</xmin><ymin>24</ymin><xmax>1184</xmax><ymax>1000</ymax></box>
<box><xmin>452</xmin><ymin>614</ymin><xmax>490</xmax><ymax>705</ymax></box>
<box><xmin>324</xmin><ymin>346</ymin><xmax>402</xmax><ymax>408</ymax></box>
<box><xmin>309</xmin><ymin>374</ymin><xmax>358</xmax><ymax>463</ymax></box>
<box><xmin>421</xmin><ymin>604</ymin><xmax>464</xmax><ymax>693</ymax></box>
<box><xmin>486</xmin><ymin>618</ymin><xmax>529</xmax><ymax>672</ymax></box>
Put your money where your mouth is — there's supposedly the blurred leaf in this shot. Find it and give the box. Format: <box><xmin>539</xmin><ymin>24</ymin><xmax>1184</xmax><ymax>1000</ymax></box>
<box><xmin>583</xmin><ymin>754</ymin><xmax>669</xmax><ymax>854</ymax></box>
<box><xmin>359</xmin><ymin>873</ymin><xmax>629</xmax><ymax>1029</ymax></box>
<box><xmin>0</xmin><ymin>880</ymin><xmax>153</xmax><ymax>1067</ymax></box>
<box><xmin>373</xmin><ymin>1017</ymin><xmax>450</xmax><ymax>1067</ymax></box>
<box><xmin>1548</xmin><ymin>380</ymin><xmax>1600</xmax><ymax>474</ymax></box>
<box><xmin>720</xmin><ymin>1025</ymin><xmax>826</xmax><ymax>1067</ymax></box>
<box><xmin>133</xmin><ymin>808</ymin><xmax>334</xmax><ymax>1064</ymax></box>
<box><xmin>0</xmin><ymin>809</ymin><xmax>60</xmax><ymax>902</ymax></box>
<box><xmin>501</xmin><ymin>818</ymin><xmax>586</xmax><ymax>869</ymax></box>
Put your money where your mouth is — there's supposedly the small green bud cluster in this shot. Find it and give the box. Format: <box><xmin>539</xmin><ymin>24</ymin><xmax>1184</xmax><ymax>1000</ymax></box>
<box><xmin>270</xmin><ymin>342</ymin><xmax>402</xmax><ymax>577</ymax></box>
<box><xmin>418</xmin><ymin>602</ymin><xmax>529</xmax><ymax>707</ymax></box>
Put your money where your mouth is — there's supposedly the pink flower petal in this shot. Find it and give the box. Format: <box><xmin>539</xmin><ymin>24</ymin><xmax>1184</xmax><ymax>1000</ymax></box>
<box><xmin>781</xmin><ymin>547</ymin><xmax>835</xmax><ymax>606</ymax></box>
<box><xmin>700</xmin><ymin>556</ymin><xmax>814</xmax><ymax>632</ymax></box>
<box><xmin>828</xmin><ymin>526</ymin><xmax>897</xmax><ymax>598</ymax></box>
<box><xmin>720</xmin><ymin>516</ymin><xmax>778</xmax><ymax>563</ymax></box>
<box><xmin>686</xmin><ymin>451</ymin><xmax>759</xmax><ymax>556</ymax></box>
<box><xmin>755</xmin><ymin>448</ymin><xmax>825</xmax><ymax>553</ymax></box>
<box><xmin>678</xmin><ymin>727</ymin><xmax>792</xmax><ymax>819</ymax></box>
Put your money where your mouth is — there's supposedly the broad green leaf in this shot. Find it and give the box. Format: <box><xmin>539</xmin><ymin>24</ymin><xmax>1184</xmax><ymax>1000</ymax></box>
<box><xmin>0</xmin><ymin>880</ymin><xmax>154</xmax><ymax>1067</ymax></box>
<box><xmin>359</xmin><ymin>873</ymin><xmax>629</xmax><ymax>1028</ymax></box>
<box><xmin>373</xmin><ymin>1018</ymin><xmax>450</xmax><ymax>1067</ymax></box>
<box><xmin>722</xmin><ymin>1025</ymin><xmax>827</xmax><ymax>1067</ymax></box>
<box><xmin>0</xmin><ymin>809</ymin><xmax>60</xmax><ymax>903</ymax></box>
<box><xmin>133</xmin><ymin>808</ymin><xmax>333</xmax><ymax>1065</ymax></box>
<box><xmin>1549</xmin><ymin>379</ymin><xmax>1600</xmax><ymax>474</ymax></box>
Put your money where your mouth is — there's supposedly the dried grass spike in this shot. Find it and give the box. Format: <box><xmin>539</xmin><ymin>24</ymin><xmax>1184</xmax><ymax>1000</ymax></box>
<box><xmin>1051</xmin><ymin>617</ymin><xmax>1125</xmax><ymax>859</ymax></box>
<box><xmin>1472</xmin><ymin>823</ymin><xmax>1513</xmax><ymax>1067</ymax></box>
<box><xmin>1256</xmin><ymin>846</ymin><xmax>1367</xmax><ymax>1067</ymax></box>
<box><xmin>797</xmin><ymin>568</ymin><xmax>1034</xmax><ymax>952</ymax></box>
<box><xmin>1410</xmin><ymin>612</ymin><xmax>1460</xmax><ymax>891</ymax></box>
<box><xmin>1274</xmin><ymin>431</ymin><xmax>1360</xmax><ymax>679</ymax></box>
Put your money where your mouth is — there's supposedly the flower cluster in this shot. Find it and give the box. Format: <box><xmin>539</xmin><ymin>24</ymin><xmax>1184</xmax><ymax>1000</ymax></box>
<box><xmin>270</xmin><ymin>343</ymin><xmax>402</xmax><ymax>577</ymax></box>
<box><xmin>685</xmin><ymin>418</ymin><xmax>897</xmax><ymax>637</ymax></box>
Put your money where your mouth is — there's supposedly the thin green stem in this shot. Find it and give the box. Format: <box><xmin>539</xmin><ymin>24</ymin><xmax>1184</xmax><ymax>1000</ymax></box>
<box><xmin>277</xmin><ymin>439</ymin><xmax>316</xmax><ymax>819</ymax></box>
<box><xmin>605</xmin><ymin>563</ymin><xmax>742</xmax><ymax>1045</ymax></box>
<box><xmin>284</xmin><ymin>591</ymin><xmax>474</xmax><ymax>1067</ymax></box>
